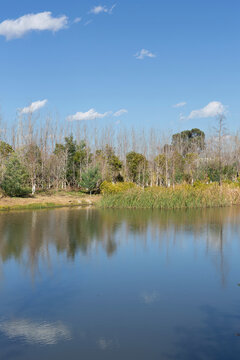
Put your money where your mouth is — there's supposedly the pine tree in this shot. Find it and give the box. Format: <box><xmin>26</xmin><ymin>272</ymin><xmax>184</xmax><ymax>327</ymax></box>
<box><xmin>1</xmin><ymin>154</ymin><xmax>31</xmax><ymax>197</ymax></box>
<box><xmin>80</xmin><ymin>167</ymin><xmax>101</xmax><ymax>195</ymax></box>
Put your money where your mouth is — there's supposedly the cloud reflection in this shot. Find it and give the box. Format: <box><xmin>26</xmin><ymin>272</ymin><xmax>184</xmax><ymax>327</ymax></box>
<box><xmin>141</xmin><ymin>291</ymin><xmax>160</xmax><ymax>304</ymax></box>
<box><xmin>97</xmin><ymin>337</ymin><xmax>119</xmax><ymax>350</ymax></box>
<box><xmin>0</xmin><ymin>319</ymin><xmax>71</xmax><ymax>345</ymax></box>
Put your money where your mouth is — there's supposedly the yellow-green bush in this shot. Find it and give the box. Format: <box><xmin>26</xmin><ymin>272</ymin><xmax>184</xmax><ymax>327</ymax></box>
<box><xmin>100</xmin><ymin>181</ymin><xmax>136</xmax><ymax>194</ymax></box>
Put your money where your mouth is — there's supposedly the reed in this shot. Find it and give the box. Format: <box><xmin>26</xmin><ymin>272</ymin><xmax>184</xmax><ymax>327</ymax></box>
<box><xmin>99</xmin><ymin>183</ymin><xmax>240</xmax><ymax>209</ymax></box>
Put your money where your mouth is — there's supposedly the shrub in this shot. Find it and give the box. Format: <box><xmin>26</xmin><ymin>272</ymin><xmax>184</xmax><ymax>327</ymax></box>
<box><xmin>1</xmin><ymin>154</ymin><xmax>31</xmax><ymax>197</ymax></box>
<box><xmin>100</xmin><ymin>181</ymin><xmax>136</xmax><ymax>194</ymax></box>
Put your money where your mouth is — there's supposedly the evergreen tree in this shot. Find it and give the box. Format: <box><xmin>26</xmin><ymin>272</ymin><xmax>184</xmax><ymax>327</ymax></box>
<box><xmin>172</xmin><ymin>128</ymin><xmax>205</xmax><ymax>155</ymax></box>
<box><xmin>1</xmin><ymin>154</ymin><xmax>31</xmax><ymax>197</ymax></box>
<box><xmin>80</xmin><ymin>167</ymin><xmax>101</xmax><ymax>194</ymax></box>
<box><xmin>64</xmin><ymin>135</ymin><xmax>77</xmax><ymax>186</ymax></box>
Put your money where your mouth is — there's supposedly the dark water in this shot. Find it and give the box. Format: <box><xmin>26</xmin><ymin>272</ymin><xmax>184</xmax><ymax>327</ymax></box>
<box><xmin>0</xmin><ymin>207</ymin><xmax>240</xmax><ymax>359</ymax></box>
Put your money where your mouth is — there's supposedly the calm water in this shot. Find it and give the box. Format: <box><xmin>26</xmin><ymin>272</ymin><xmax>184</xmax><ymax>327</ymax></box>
<box><xmin>0</xmin><ymin>207</ymin><xmax>240</xmax><ymax>359</ymax></box>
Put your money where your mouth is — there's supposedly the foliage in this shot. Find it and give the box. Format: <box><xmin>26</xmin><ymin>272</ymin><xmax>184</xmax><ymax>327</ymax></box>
<box><xmin>64</xmin><ymin>135</ymin><xmax>78</xmax><ymax>185</ymax></box>
<box><xmin>126</xmin><ymin>151</ymin><xmax>148</xmax><ymax>185</ymax></box>
<box><xmin>54</xmin><ymin>143</ymin><xmax>66</xmax><ymax>155</ymax></box>
<box><xmin>0</xmin><ymin>126</ymin><xmax>239</xmax><ymax>195</ymax></box>
<box><xmin>23</xmin><ymin>143</ymin><xmax>42</xmax><ymax>187</ymax></box>
<box><xmin>80</xmin><ymin>167</ymin><xmax>101</xmax><ymax>194</ymax></box>
<box><xmin>54</xmin><ymin>137</ymin><xmax>91</xmax><ymax>186</ymax></box>
<box><xmin>100</xmin><ymin>181</ymin><xmax>136</xmax><ymax>194</ymax></box>
<box><xmin>105</xmin><ymin>145</ymin><xmax>122</xmax><ymax>180</ymax></box>
<box><xmin>0</xmin><ymin>154</ymin><xmax>31</xmax><ymax>197</ymax></box>
<box><xmin>74</xmin><ymin>140</ymin><xmax>91</xmax><ymax>177</ymax></box>
<box><xmin>95</xmin><ymin>145</ymin><xmax>122</xmax><ymax>182</ymax></box>
<box><xmin>100</xmin><ymin>183</ymin><xmax>240</xmax><ymax>209</ymax></box>
<box><xmin>0</xmin><ymin>141</ymin><xmax>14</xmax><ymax>158</ymax></box>
<box><xmin>172</xmin><ymin>128</ymin><xmax>205</xmax><ymax>155</ymax></box>
<box><xmin>0</xmin><ymin>140</ymin><xmax>14</xmax><ymax>181</ymax></box>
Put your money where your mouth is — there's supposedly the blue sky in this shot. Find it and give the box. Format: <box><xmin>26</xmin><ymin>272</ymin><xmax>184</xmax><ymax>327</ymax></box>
<box><xmin>0</xmin><ymin>0</ymin><xmax>239</xmax><ymax>133</ymax></box>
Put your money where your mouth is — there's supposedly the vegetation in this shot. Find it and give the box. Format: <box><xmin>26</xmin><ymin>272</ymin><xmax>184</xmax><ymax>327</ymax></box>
<box><xmin>100</xmin><ymin>183</ymin><xmax>240</xmax><ymax>209</ymax></box>
<box><xmin>80</xmin><ymin>166</ymin><xmax>101</xmax><ymax>194</ymax></box>
<box><xmin>0</xmin><ymin>114</ymin><xmax>240</xmax><ymax>208</ymax></box>
<box><xmin>172</xmin><ymin>128</ymin><xmax>205</xmax><ymax>155</ymax></box>
<box><xmin>100</xmin><ymin>180</ymin><xmax>136</xmax><ymax>194</ymax></box>
<box><xmin>1</xmin><ymin>154</ymin><xmax>31</xmax><ymax>197</ymax></box>
<box><xmin>126</xmin><ymin>151</ymin><xmax>148</xmax><ymax>185</ymax></box>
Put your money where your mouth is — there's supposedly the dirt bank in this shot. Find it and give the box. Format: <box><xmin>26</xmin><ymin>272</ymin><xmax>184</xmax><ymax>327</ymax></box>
<box><xmin>0</xmin><ymin>192</ymin><xmax>101</xmax><ymax>211</ymax></box>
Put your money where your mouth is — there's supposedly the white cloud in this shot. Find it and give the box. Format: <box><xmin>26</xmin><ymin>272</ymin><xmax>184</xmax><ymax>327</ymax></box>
<box><xmin>134</xmin><ymin>49</ymin><xmax>156</xmax><ymax>60</ymax></box>
<box><xmin>173</xmin><ymin>102</ymin><xmax>187</xmax><ymax>108</ymax></box>
<box><xmin>0</xmin><ymin>319</ymin><xmax>71</xmax><ymax>345</ymax></box>
<box><xmin>67</xmin><ymin>108</ymin><xmax>110</xmax><ymax>121</ymax></box>
<box><xmin>0</xmin><ymin>12</ymin><xmax>68</xmax><ymax>40</ymax></box>
<box><xmin>73</xmin><ymin>17</ymin><xmax>82</xmax><ymax>24</ymax></box>
<box><xmin>84</xmin><ymin>20</ymin><xmax>93</xmax><ymax>26</ymax></box>
<box><xmin>90</xmin><ymin>4</ymin><xmax>116</xmax><ymax>15</ymax></box>
<box><xmin>114</xmin><ymin>109</ymin><xmax>128</xmax><ymax>117</ymax></box>
<box><xmin>187</xmin><ymin>101</ymin><xmax>226</xmax><ymax>120</ymax></box>
<box><xmin>20</xmin><ymin>99</ymin><xmax>48</xmax><ymax>115</ymax></box>
<box><xmin>179</xmin><ymin>113</ymin><xmax>185</xmax><ymax>121</ymax></box>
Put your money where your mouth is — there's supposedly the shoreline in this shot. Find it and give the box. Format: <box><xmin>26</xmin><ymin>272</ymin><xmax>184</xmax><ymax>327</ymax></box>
<box><xmin>2</xmin><ymin>183</ymin><xmax>240</xmax><ymax>212</ymax></box>
<box><xmin>0</xmin><ymin>193</ymin><xmax>101</xmax><ymax>212</ymax></box>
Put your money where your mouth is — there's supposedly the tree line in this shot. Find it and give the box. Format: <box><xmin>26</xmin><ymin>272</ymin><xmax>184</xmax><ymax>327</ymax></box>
<box><xmin>0</xmin><ymin>114</ymin><xmax>239</xmax><ymax>196</ymax></box>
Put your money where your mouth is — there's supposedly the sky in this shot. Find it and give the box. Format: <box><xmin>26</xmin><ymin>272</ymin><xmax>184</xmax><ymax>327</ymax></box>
<box><xmin>0</xmin><ymin>0</ymin><xmax>240</xmax><ymax>134</ymax></box>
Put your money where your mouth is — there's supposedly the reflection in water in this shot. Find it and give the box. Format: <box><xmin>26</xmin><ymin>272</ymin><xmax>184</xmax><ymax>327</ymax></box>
<box><xmin>164</xmin><ymin>305</ymin><xmax>240</xmax><ymax>360</ymax></box>
<box><xmin>0</xmin><ymin>207</ymin><xmax>239</xmax><ymax>284</ymax></box>
<box><xmin>0</xmin><ymin>319</ymin><xmax>71</xmax><ymax>345</ymax></box>
<box><xmin>0</xmin><ymin>207</ymin><xmax>240</xmax><ymax>359</ymax></box>
<box><xmin>97</xmin><ymin>337</ymin><xmax>119</xmax><ymax>350</ymax></box>
<box><xmin>140</xmin><ymin>291</ymin><xmax>160</xmax><ymax>304</ymax></box>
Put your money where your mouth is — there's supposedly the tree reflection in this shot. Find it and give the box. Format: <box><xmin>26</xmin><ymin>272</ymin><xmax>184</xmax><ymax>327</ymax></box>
<box><xmin>0</xmin><ymin>206</ymin><xmax>239</xmax><ymax>282</ymax></box>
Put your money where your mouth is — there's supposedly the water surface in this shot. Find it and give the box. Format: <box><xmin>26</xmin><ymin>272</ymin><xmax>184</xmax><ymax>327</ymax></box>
<box><xmin>0</xmin><ymin>207</ymin><xmax>240</xmax><ymax>359</ymax></box>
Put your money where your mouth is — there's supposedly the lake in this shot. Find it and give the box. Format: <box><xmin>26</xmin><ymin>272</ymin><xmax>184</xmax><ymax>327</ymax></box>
<box><xmin>0</xmin><ymin>207</ymin><xmax>240</xmax><ymax>359</ymax></box>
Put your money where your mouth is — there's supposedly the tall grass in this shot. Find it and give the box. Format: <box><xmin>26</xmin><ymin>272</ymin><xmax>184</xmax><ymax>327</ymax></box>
<box><xmin>99</xmin><ymin>183</ymin><xmax>240</xmax><ymax>209</ymax></box>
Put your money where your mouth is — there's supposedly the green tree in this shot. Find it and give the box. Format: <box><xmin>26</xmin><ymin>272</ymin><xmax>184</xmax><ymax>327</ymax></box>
<box><xmin>1</xmin><ymin>154</ymin><xmax>30</xmax><ymax>197</ymax></box>
<box><xmin>172</xmin><ymin>128</ymin><xmax>205</xmax><ymax>155</ymax></box>
<box><xmin>0</xmin><ymin>140</ymin><xmax>14</xmax><ymax>181</ymax></box>
<box><xmin>104</xmin><ymin>145</ymin><xmax>122</xmax><ymax>182</ymax></box>
<box><xmin>94</xmin><ymin>146</ymin><xmax>122</xmax><ymax>182</ymax></box>
<box><xmin>55</xmin><ymin>137</ymin><xmax>92</xmax><ymax>187</ymax></box>
<box><xmin>0</xmin><ymin>141</ymin><xmax>13</xmax><ymax>158</ymax></box>
<box><xmin>80</xmin><ymin>166</ymin><xmax>101</xmax><ymax>195</ymax></box>
<box><xmin>74</xmin><ymin>140</ymin><xmax>92</xmax><ymax>182</ymax></box>
<box><xmin>64</xmin><ymin>135</ymin><xmax>77</xmax><ymax>186</ymax></box>
<box><xmin>126</xmin><ymin>151</ymin><xmax>148</xmax><ymax>185</ymax></box>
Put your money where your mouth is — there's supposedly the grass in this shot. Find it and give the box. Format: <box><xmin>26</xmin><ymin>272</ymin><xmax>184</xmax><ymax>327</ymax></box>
<box><xmin>0</xmin><ymin>202</ymin><xmax>83</xmax><ymax>212</ymax></box>
<box><xmin>0</xmin><ymin>191</ymin><xmax>100</xmax><ymax>212</ymax></box>
<box><xmin>99</xmin><ymin>183</ymin><xmax>240</xmax><ymax>209</ymax></box>
<box><xmin>35</xmin><ymin>189</ymin><xmax>87</xmax><ymax>197</ymax></box>
<box><xmin>2</xmin><ymin>183</ymin><xmax>240</xmax><ymax>211</ymax></box>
